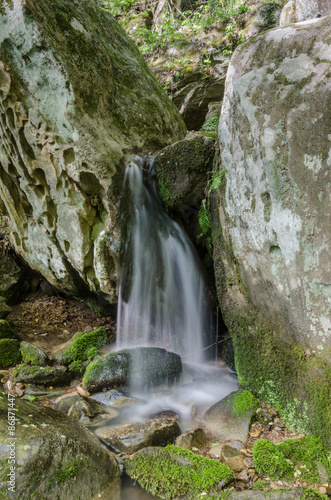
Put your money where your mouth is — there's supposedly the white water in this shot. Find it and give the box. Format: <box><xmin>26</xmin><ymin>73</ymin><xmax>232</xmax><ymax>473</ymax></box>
<box><xmin>116</xmin><ymin>157</ymin><xmax>213</xmax><ymax>363</ymax></box>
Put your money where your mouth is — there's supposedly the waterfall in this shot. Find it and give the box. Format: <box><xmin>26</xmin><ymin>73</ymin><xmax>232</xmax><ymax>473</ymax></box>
<box><xmin>116</xmin><ymin>156</ymin><xmax>213</xmax><ymax>364</ymax></box>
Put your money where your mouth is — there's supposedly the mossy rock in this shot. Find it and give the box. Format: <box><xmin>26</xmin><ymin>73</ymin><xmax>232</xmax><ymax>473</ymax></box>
<box><xmin>0</xmin><ymin>396</ymin><xmax>120</xmax><ymax>500</ymax></box>
<box><xmin>125</xmin><ymin>445</ymin><xmax>234</xmax><ymax>499</ymax></box>
<box><xmin>20</xmin><ymin>341</ymin><xmax>48</xmax><ymax>366</ymax></box>
<box><xmin>203</xmin><ymin>390</ymin><xmax>259</xmax><ymax>443</ymax></box>
<box><xmin>52</xmin><ymin>327</ymin><xmax>108</xmax><ymax>365</ymax></box>
<box><xmin>13</xmin><ymin>363</ymin><xmax>71</xmax><ymax>386</ymax></box>
<box><xmin>0</xmin><ymin>302</ymin><xmax>12</xmax><ymax>319</ymax></box>
<box><xmin>0</xmin><ymin>338</ymin><xmax>21</xmax><ymax>368</ymax></box>
<box><xmin>83</xmin><ymin>347</ymin><xmax>182</xmax><ymax>393</ymax></box>
<box><xmin>253</xmin><ymin>437</ymin><xmax>331</xmax><ymax>483</ymax></box>
<box><xmin>0</xmin><ymin>319</ymin><xmax>18</xmax><ymax>340</ymax></box>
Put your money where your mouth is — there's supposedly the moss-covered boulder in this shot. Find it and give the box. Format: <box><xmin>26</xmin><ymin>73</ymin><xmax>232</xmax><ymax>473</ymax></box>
<box><xmin>125</xmin><ymin>445</ymin><xmax>234</xmax><ymax>499</ymax></box>
<box><xmin>0</xmin><ymin>319</ymin><xmax>18</xmax><ymax>340</ymax></box>
<box><xmin>0</xmin><ymin>338</ymin><xmax>21</xmax><ymax>368</ymax></box>
<box><xmin>82</xmin><ymin>347</ymin><xmax>182</xmax><ymax>392</ymax></box>
<box><xmin>20</xmin><ymin>341</ymin><xmax>48</xmax><ymax>366</ymax></box>
<box><xmin>0</xmin><ymin>0</ymin><xmax>186</xmax><ymax>304</ymax></box>
<box><xmin>203</xmin><ymin>390</ymin><xmax>259</xmax><ymax>443</ymax></box>
<box><xmin>13</xmin><ymin>364</ymin><xmax>71</xmax><ymax>386</ymax></box>
<box><xmin>0</xmin><ymin>300</ymin><xmax>11</xmax><ymax>319</ymax></box>
<box><xmin>51</xmin><ymin>327</ymin><xmax>108</xmax><ymax>365</ymax></box>
<box><xmin>213</xmin><ymin>15</ymin><xmax>331</xmax><ymax>443</ymax></box>
<box><xmin>154</xmin><ymin>134</ymin><xmax>215</xmax><ymax>212</ymax></box>
<box><xmin>0</xmin><ymin>394</ymin><xmax>120</xmax><ymax>500</ymax></box>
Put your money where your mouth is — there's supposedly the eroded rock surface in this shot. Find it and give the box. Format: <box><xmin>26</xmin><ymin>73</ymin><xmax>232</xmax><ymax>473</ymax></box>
<box><xmin>280</xmin><ymin>0</ymin><xmax>331</xmax><ymax>25</ymax></box>
<box><xmin>0</xmin><ymin>0</ymin><xmax>186</xmax><ymax>303</ymax></box>
<box><xmin>213</xmin><ymin>16</ymin><xmax>331</xmax><ymax>441</ymax></box>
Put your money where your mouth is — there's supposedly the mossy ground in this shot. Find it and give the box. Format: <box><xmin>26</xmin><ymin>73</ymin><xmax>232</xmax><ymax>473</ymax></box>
<box><xmin>253</xmin><ymin>437</ymin><xmax>331</xmax><ymax>483</ymax></box>
<box><xmin>126</xmin><ymin>444</ymin><xmax>234</xmax><ymax>499</ymax></box>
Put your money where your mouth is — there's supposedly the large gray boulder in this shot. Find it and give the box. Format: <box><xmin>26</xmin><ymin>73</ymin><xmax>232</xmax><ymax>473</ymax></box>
<box><xmin>0</xmin><ymin>0</ymin><xmax>186</xmax><ymax>303</ymax></box>
<box><xmin>0</xmin><ymin>393</ymin><xmax>120</xmax><ymax>500</ymax></box>
<box><xmin>213</xmin><ymin>16</ymin><xmax>331</xmax><ymax>442</ymax></box>
<box><xmin>280</xmin><ymin>0</ymin><xmax>331</xmax><ymax>25</ymax></box>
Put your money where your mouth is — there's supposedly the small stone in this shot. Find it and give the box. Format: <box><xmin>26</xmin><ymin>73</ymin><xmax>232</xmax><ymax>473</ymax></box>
<box><xmin>319</xmin><ymin>487</ymin><xmax>327</xmax><ymax>495</ymax></box>
<box><xmin>244</xmin><ymin>457</ymin><xmax>253</xmax><ymax>467</ymax></box>
<box><xmin>236</xmin><ymin>470</ymin><xmax>249</xmax><ymax>482</ymax></box>
<box><xmin>76</xmin><ymin>385</ymin><xmax>90</xmax><ymax>397</ymax></box>
<box><xmin>250</xmin><ymin>427</ymin><xmax>262</xmax><ymax>438</ymax></box>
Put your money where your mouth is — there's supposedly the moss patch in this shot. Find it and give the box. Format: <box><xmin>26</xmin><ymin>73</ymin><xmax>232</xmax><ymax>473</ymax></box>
<box><xmin>13</xmin><ymin>364</ymin><xmax>70</xmax><ymax>386</ymax></box>
<box><xmin>125</xmin><ymin>445</ymin><xmax>234</xmax><ymax>499</ymax></box>
<box><xmin>0</xmin><ymin>338</ymin><xmax>21</xmax><ymax>368</ymax></box>
<box><xmin>0</xmin><ymin>319</ymin><xmax>17</xmax><ymax>340</ymax></box>
<box><xmin>20</xmin><ymin>341</ymin><xmax>47</xmax><ymax>366</ymax></box>
<box><xmin>53</xmin><ymin>327</ymin><xmax>108</xmax><ymax>365</ymax></box>
<box><xmin>232</xmin><ymin>389</ymin><xmax>259</xmax><ymax>417</ymax></box>
<box><xmin>253</xmin><ymin>437</ymin><xmax>331</xmax><ymax>483</ymax></box>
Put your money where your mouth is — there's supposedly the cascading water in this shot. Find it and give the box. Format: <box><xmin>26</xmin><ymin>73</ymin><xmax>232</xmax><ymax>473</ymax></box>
<box><xmin>116</xmin><ymin>156</ymin><xmax>213</xmax><ymax>363</ymax></box>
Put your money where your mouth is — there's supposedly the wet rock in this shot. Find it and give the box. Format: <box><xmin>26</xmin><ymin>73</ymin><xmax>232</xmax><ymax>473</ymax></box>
<box><xmin>111</xmin><ymin>396</ymin><xmax>144</xmax><ymax>408</ymax></box>
<box><xmin>175</xmin><ymin>428</ymin><xmax>207</xmax><ymax>450</ymax></box>
<box><xmin>20</xmin><ymin>341</ymin><xmax>48</xmax><ymax>366</ymax></box>
<box><xmin>13</xmin><ymin>363</ymin><xmax>70</xmax><ymax>386</ymax></box>
<box><xmin>54</xmin><ymin>394</ymin><xmax>116</xmax><ymax>423</ymax></box>
<box><xmin>0</xmin><ymin>0</ymin><xmax>186</xmax><ymax>305</ymax></box>
<box><xmin>0</xmin><ymin>338</ymin><xmax>21</xmax><ymax>368</ymax></box>
<box><xmin>154</xmin><ymin>134</ymin><xmax>215</xmax><ymax>211</ymax></box>
<box><xmin>203</xmin><ymin>390</ymin><xmax>258</xmax><ymax>443</ymax></box>
<box><xmin>90</xmin><ymin>389</ymin><xmax>128</xmax><ymax>406</ymax></box>
<box><xmin>97</xmin><ymin>418</ymin><xmax>181</xmax><ymax>454</ymax></box>
<box><xmin>0</xmin><ymin>391</ymin><xmax>120</xmax><ymax>500</ymax></box>
<box><xmin>82</xmin><ymin>347</ymin><xmax>182</xmax><ymax>393</ymax></box>
<box><xmin>125</xmin><ymin>445</ymin><xmax>234</xmax><ymax>497</ymax></box>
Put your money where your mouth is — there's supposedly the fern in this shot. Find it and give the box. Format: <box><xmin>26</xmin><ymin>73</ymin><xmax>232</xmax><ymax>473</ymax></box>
<box><xmin>207</xmin><ymin>168</ymin><xmax>227</xmax><ymax>196</ymax></box>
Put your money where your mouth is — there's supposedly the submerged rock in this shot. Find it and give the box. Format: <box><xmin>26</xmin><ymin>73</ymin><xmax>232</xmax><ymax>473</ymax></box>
<box><xmin>0</xmin><ymin>392</ymin><xmax>120</xmax><ymax>500</ymax></box>
<box><xmin>82</xmin><ymin>347</ymin><xmax>182</xmax><ymax>393</ymax></box>
<box><xmin>97</xmin><ymin>418</ymin><xmax>181</xmax><ymax>454</ymax></box>
<box><xmin>0</xmin><ymin>0</ymin><xmax>186</xmax><ymax>304</ymax></box>
<box><xmin>213</xmin><ymin>14</ymin><xmax>331</xmax><ymax>442</ymax></box>
<box><xmin>125</xmin><ymin>445</ymin><xmax>234</xmax><ymax>498</ymax></box>
<box><xmin>203</xmin><ymin>390</ymin><xmax>259</xmax><ymax>443</ymax></box>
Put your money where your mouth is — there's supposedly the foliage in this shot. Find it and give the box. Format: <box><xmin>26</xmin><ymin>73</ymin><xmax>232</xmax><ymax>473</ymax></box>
<box><xmin>201</xmin><ymin>115</ymin><xmax>219</xmax><ymax>133</ymax></box>
<box><xmin>301</xmin><ymin>489</ymin><xmax>328</xmax><ymax>500</ymax></box>
<box><xmin>27</xmin><ymin>395</ymin><xmax>36</xmax><ymax>402</ymax></box>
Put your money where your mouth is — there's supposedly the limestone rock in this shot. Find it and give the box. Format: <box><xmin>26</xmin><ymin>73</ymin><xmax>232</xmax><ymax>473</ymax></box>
<box><xmin>174</xmin><ymin>428</ymin><xmax>207</xmax><ymax>450</ymax></box>
<box><xmin>97</xmin><ymin>418</ymin><xmax>181</xmax><ymax>454</ymax></box>
<box><xmin>82</xmin><ymin>347</ymin><xmax>182</xmax><ymax>393</ymax></box>
<box><xmin>280</xmin><ymin>0</ymin><xmax>331</xmax><ymax>25</ymax></box>
<box><xmin>154</xmin><ymin>134</ymin><xmax>215</xmax><ymax>212</ymax></box>
<box><xmin>0</xmin><ymin>0</ymin><xmax>186</xmax><ymax>304</ymax></box>
<box><xmin>13</xmin><ymin>363</ymin><xmax>70</xmax><ymax>386</ymax></box>
<box><xmin>20</xmin><ymin>341</ymin><xmax>48</xmax><ymax>366</ymax></box>
<box><xmin>213</xmin><ymin>16</ymin><xmax>331</xmax><ymax>441</ymax></box>
<box><xmin>203</xmin><ymin>390</ymin><xmax>258</xmax><ymax>443</ymax></box>
<box><xmin>0</xmin><ymin>394</ymin><xmax>120</xmax><ymax>500</ymax></box>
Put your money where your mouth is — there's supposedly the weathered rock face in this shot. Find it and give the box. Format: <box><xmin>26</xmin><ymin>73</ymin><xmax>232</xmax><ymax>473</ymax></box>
<box><xmin>0</xmin><ymin>0</ymin><xmax>186</xmax><ymax>303</ymax></box>
<box><xmin>280</xmin><ymin>0</ymin><xmax>331</xmax><ymax>25</ymax></box>
<box><xmin>213</xmin><ymin>16</ymin><xmax>331</xmax><ymax>441</ymax></box>
<box><xmin>0</xmin><ymin>393</ymin><xmax>120</xmax><ymax>500</ymax></box>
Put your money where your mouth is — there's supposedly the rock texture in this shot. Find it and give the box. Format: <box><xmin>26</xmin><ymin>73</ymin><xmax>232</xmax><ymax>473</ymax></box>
<box><xmin>0</xmin><ymin>0</ymin><xmax>186</xmax><ymax>303</ymax></box>
<box><xmin>213</xmin><ymin>16</ymin><xmax>331</xmax><ymax>441</ymax></box>
<box><xmin>0</xmin><ymin>392</ymin><xmax>120</xmax><ymax>500</ymax></box>
<box><xmin>280</xmin><ymin>0</ymin><xmax>331</xmax><ymax>25</ymax></box>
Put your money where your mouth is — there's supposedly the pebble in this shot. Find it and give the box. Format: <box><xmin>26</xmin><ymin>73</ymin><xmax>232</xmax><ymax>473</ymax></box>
<box><xmin>77</xmin><ymin>385</ymin><xmax>90</xmax><ymax>397</ymax></box>
<box><xmin>319</xmin><ymin>486</ymin><xmax>327</xmax><ymax>495</ymax></box>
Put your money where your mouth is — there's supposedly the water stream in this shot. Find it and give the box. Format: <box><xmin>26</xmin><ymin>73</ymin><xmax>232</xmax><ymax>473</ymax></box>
<box><xmin>116</xmin><ymin>156</ymin><xmax>213</xmax><ymax>363</ymax></box>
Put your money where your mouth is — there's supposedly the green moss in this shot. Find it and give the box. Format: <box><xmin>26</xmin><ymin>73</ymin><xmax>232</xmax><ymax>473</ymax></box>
<box><xmin>301</xmin><ymin>488</ymin><xmax>329</xmax><ymax>500</ymax></box>
<box><xmin>55</xmin><ymin>327</ymin><xmax>108</xmax><ymax>365</ymax></box>
<box><xmin>252</xmin><ymin>439</ymin><xmax>292</xmax><ymax>479</ymax></box>
<box><xmin>232</xmin><ymin>389</ymin><xmax>259</xmax><ymax>417</ymax></box>
<box><xmin>253</xmin><ymin>437</ymin><xmax>331</xmax><ymax>484</ymax></box>
<box><xmin>55</xmin><ymin>459</ymin><xmax>88</xmax><ymax>483</ymax></box>
<box><xmin>0</xmin><ymin>319</ymin><xmax>16</xmax><ymax>339</ymax></box>
<box><xmin>252</xmin><ymin>480</ymin><xmax>270</xmax><ymax>491</ymax></box>
<box><xmin>126</xmin><ymin>445</ymin><xmax>234</xmax><ymax>499</ymax></box>
<box><xmin>21</xmin><ymin>342</ymin><xmax>47</xmax><ymax>366</ymax></box>
<box><xmin>0</xmin><ymin>338</ymin><xmax>21</xmax><ymax>368</ymax></box>
<box><xmin>201</xmin><ymin>115</ymin><xmax>219</xmax><ymax>133</ymax></box>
